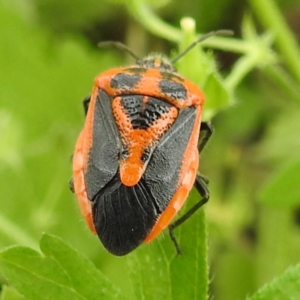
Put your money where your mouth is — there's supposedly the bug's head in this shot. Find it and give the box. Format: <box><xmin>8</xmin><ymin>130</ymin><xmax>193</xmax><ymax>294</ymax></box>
<box><xmin>98</xmin><ymin>30</ymin><xmax>233</xmax><ymax>72</ymax></box>
<box><xmin>136</xmin><ymin>54</ymin><xmax>177</xmax><ymax>72</ymax></box>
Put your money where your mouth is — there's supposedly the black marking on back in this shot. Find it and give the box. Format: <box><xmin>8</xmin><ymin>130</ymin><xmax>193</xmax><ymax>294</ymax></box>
<box><xmin>110</xmin><ymin>73</ymin><xmax>142</xmax><ymax>90</ymax></box>
<box><xmin>120</xmin><ymin>95</ymin><xmax>175</xmax><ymax>130</ymax></box>
<box><xmin>159</xmin><ymin>79</ymin><xmax>187</xmax><ymax>100</ymax></box>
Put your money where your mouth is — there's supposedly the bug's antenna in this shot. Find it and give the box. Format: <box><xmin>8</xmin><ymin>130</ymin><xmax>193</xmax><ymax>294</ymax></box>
<box><xmin>171</xmin><ymin>30</ymin><xmax>234</xmax><ymax>64</ymax></box>
<box><xmin>98</xmin><ymin>41</ymin><xmax>140</xmax><ymax>61</ymax></box>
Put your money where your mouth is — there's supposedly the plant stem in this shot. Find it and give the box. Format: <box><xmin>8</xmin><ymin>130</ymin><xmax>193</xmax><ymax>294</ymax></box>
<box><xmin>249</xmin><ymin>0</ymin><xmax>300</xmax><ymax>85</ymax></box>
<box><xmin>264</xmin><ymin>65</ymin><xmax>300</xmax><ymax>104</ymax></box>
<box><xmin>128</xmin><ymin>0</ymin><xmax>248</xmax><ymax>54</ymax></box>
<box><xmin>225</xmin><ymin>54</ymin><xmax>259</xmax><ymax>91</ymax></box>
<box><xmin>128</xmin><ymin>0</ymin><xmax>181</xmax><ymax>42</ymax></box>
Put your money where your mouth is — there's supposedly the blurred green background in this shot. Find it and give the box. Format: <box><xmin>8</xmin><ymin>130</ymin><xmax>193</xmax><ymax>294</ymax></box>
<box><xmin>1</xmin><ymin>0</ymin><xmax>300</xmax><ymax>299</ymax></box>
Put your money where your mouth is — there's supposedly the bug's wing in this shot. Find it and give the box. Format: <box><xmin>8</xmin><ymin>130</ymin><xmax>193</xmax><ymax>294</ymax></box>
<box><xmin>143</xmin><ymin>106</ymin><xmax>197</xmax><ymax>211</ymax></box>
<box><xmin>91</xmin><ymin>104</ymin><xmax>197</xmax><ymax>256</ymax></box>
<box><xmin>92</xmin><ymin>175</ymin><xmax>157</xmax><ymax>256</ymax></box>
<box><xmin>85</xmin><ymin>90</ymin><xmax>121</xmax><ymax>201</ymax></box>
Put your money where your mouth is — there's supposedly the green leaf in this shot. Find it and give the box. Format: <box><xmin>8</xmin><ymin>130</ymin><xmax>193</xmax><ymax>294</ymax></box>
<box><xmin>202</xmin><ymin>74</ymin><xmax>231</xmax><ymax>119</ymax></box>
<box><xmin>247</xmin><ymin>263</ymin><xmax>300</xmax><ymax>300</ymax></box>
<box><xmin>40</xmin><ymin>234</ymin><xmax>124</xmax><ymax>300</ymax></box>
<box><xmin>127</xmin><ymin>241</ymin><xmax>172</xmax><ymax>300</ymax></box>
<box><xmin>170</xmin><ymin>207</ymin><xmax>208</xmax><ymax>300</ymax></box>
<box><xmin>0</xmin><ymin>234</ymin><xmax>126</xmax><ymax>300</ymax></box>
<box><xmin>260</xmin><ymin>159</ymin><xmax>300</xmax><ymax>207</ymax></box>
<box><xmin>0</xmin><ymin>285</ymin><xmax>27</xmax><ymax>300</ymax></box>
<box><xmin>0</xmin><ymin>246</ymin><xmax>85</xmax><ymax>300</ymax></box>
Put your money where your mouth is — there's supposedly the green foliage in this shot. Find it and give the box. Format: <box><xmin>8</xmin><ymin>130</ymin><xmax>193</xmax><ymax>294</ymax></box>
<box><xmin>247</xmin><ymin>263</ymin><xmax>300</xmax><ymax>300</ymax></box>
<box><xmin>0</xmin><ymin>286</ymin><xmax>27</xmax><ymax>300</ymax></box>
<box><xmin>0</xmin><ymin>225</ymin><xmax>209</xmax><ymax>300</ymax></box>
<box><xmin>0</xmin><ymin>0</ymin><xmax>120</xmax><ymax>253</ymax></box>
<box><xmin>1</xmin><ymin>0</ymin><xmax>300</xmax><ymax>299</ymax></box>
<box><xmin>175</xmin><ymin>18</ymin><xmax>232</xmax><ymax>119</ymax></box>
<box><xmin>0</xmin><ymin>234</ymin><xmax>124</xmax><ymax>300</ymax></box>
<box><xmin>261</xmin><ymin>159</ymin><xmax>300</xmax><ymax>207</ymax></box>
<box><xmin>34</xmin><ymin>0</ymin><xmax>117</xmax><ymax>33</ymax></box>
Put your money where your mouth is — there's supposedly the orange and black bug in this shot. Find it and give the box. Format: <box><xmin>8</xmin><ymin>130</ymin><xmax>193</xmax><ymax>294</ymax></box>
<box><xmin>70</xmin><ymin>31</ymin><xmax>231</xmax><ymax>256</ymax></box>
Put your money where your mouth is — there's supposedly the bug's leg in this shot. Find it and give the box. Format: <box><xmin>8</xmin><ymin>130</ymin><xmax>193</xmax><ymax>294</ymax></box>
<box><xmin>69</xmin><ymin>178</ymin><xmax>75</xmax><ymax>193</ymax></box>
<box><xmin>83</xmin><ymin>95</ymin><xmax>91</xmax><ymax>115</ymax></box>
<box><xmin>198</xmin><ymin>121</ymin><xmax>213</xmax><ymax>153</ymax></box>
<box><xmin>170</xmin><ymin>176</ymin><xmax>210</xmax><ymax>231</ymax></box>
<box><xmin>195</xmin><ymin>122</ymin><xmax>213</xmax><ymax>185</ymax></box>
<box><xmin>168</xmin><ymin>176</ymin><xmax>210</xmax><ymax>255</ymax></box>
<box><xmin>168</xmin><ymin>122</ymin><xmax>213</xmax><ymax>255</ymax></box>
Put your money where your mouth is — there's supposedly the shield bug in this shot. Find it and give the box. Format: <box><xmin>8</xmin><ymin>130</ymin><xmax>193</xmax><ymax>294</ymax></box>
<box><xmin>70</xmin><ymin>31</ymin><xmax>231</xmax><ymax>256</ymax></box>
